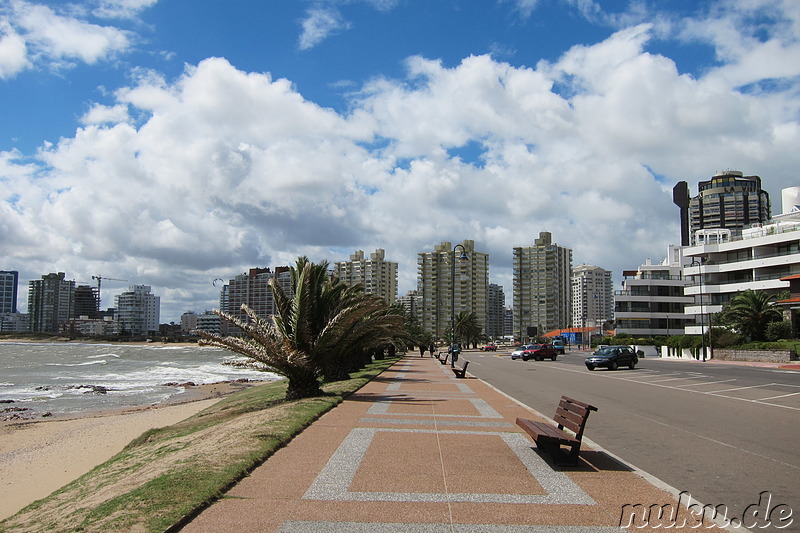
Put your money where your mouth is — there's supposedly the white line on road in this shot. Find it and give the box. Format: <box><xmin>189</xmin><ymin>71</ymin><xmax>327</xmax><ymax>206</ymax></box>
<box><xmin>545</xmin><ymin>364</ymin><xmax>800</xmax><ymax>412</ymax></box>
<box><xmin>709</xmin><ymin>384</ymin><xmax>775</xmax><ymax>393</ymax></box>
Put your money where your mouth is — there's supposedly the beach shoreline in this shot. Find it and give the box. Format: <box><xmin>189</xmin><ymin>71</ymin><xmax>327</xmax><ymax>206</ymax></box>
<box><xmin>0</xmin><ymin>379</ymin><xmax>262</xmax><ymax>521</ymax></box>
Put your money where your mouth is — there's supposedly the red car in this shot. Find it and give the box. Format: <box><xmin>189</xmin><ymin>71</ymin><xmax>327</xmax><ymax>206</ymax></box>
<box><xmin>521</xmin><ymin>343</ymin><xmax>558</xmax><ymax>361</ymax></box>
<box><xmin>482</xmin><ymin>343</ymin><xmax>497</xmax><ymax>351</ymax></box>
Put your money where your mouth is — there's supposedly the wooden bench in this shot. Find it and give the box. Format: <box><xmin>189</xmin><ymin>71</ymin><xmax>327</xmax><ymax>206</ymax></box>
<box><xmin>438</xmin><ymin>352</ymin><xmax>449</xmax><ymax>365</ymax></box>
<box><xmin>516</xmin><ymin>396</ymin><xmax>598</xmax><ymax>465</ymax></box>
<box><xmin>451</xmin><ymin>361</ymin><xmax>469</xmax><ymax>378</ymax></box>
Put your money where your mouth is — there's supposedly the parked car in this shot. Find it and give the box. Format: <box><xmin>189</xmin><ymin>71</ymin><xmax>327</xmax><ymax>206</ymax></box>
<box><xmin>510</xmin><ymin>344</ymin><xmax>535</xmax><ymax>360</ymax></box>
<box><xmin>512</xmin><ymin>343</ymin><xmax>557</xmax><ymax>361</ymax></box>
<box><xmin>585</xmin><ymin>345</ymin><xmax>638</xmax><ymax>370</ymax></box>
<box><xmin>482</xmin><ymin>343</ymin><xmax>497</xmax><ymax>351</ymax></box>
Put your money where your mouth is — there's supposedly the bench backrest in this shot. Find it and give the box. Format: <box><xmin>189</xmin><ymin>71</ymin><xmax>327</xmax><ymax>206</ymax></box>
<box><xmin>553</xmin><ymin>396</ymin><xmax>598</xmax><ymax>440</ymax></box>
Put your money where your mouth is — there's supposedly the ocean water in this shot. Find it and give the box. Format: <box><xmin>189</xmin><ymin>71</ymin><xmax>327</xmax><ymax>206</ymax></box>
<box><xmin>0</xmin><ymin>343</ymin><xmax>280</xmax><ymax>417</ymax></box>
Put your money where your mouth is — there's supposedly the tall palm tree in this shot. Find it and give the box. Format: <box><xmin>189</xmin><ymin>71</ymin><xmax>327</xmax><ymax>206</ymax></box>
<box><xmin>453</xmin><ymin>311</ymin><xmax>482</xmax><ymax>348</ymax></box>
<box><xmin>720</xmin><ymin>289</ymin><xmax>783</xmax><ymax>342</ymax></box>
<box><xmin>199</xmin><ymin>257</ymin><xmax>408</xmax><ymax>399</ymax></box>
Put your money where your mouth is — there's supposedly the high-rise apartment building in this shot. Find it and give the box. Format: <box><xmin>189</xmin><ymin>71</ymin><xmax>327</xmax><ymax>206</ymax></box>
<box><xmin>334</xmin><ymin>249</ymin><xmax>398</xmax><ymax>304</ymax></box>
<box><xmin>0</xmin><ymin>271</ymin><xmax>18</xmax><ymax>314</ymax></box>
<box><xmin>571</xmin><ymin>265</ymin><xmax>613</xmax><ymax>332</ymax></box>
<box><xmin>73</xmin><ymin>285</ymin><xmax>100</xmax><ymax>319</ymax></box>
<box><xmin>674</xmin><ymin>170</ymin><xmax>771</xmax><ymax>245</ymax></box>
<box><xmin>397</xmin><ymin>290</ymin><xmax>422</xmax><ymax>322</ymax></box>
<box><xmin>486</xmin><ymin>283</ymin><xmax>505</xmax><ymax>339</ymax></box>
<box><xmin>418</xmin><ymin>240</ymin><xmax>489</xmax><ymax>339</ymax></box>
<box><xmin>226</xmin><ymin>267</ymin><xmax>292</xmax><ymax>324</ymax></box>
<box><xmin>513</xmin><ymin>232</ymin><xmax>572</xmax><ymax>340</ymax></box>
<box><xmin>115</xmin><ymin>285</ymin><xmax>160</xmax><ymax>335</ymax></box>
<box><xmin>683</xmin><ymin>188</ymin><xmax>800</xmax><ymax>337</ymax></box>
<box><xmin>28</xmin><ymin>272</ymin><xmax>75</xmax><ymax>333</ymax></box>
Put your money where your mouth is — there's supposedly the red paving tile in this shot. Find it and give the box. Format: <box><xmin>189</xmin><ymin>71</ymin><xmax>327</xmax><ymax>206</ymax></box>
<box><xmin>181</xmin><ymin>354</ymin><xmax>719</xmax><ymax>532</ymax></box>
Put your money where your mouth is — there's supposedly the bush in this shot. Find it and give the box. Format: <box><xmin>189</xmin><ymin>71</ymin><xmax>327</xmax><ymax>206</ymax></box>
<box><xmin>710</xmin><ymin>327</ymin><xmax>741</xmax><ymax>348</ymax></box>
<box><xmin>765</xmin><ymin>321</ymin><xmax>793</xmax><ymax>342</ymax></box>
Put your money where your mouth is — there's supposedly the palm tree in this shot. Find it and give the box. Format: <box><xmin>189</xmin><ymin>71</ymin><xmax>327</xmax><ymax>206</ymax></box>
<box><xmin>453</xmin><ymin>311</ymin><xmax>482</xmax><ymax>348</ymax></box>
<box><xmin>199</xmin><ymin>257</ymin><xmax>408</xmax><ymax>399</ymax></box>
<box><xmin>720</xmin><ymin>289</ymin><xmax>783</xmax><ymax>342</ymax></box>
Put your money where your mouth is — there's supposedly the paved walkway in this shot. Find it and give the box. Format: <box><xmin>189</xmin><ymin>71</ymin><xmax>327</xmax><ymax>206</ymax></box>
<box><xmin>181</xmin><ymin>355</ymin><xmax>715</xmax><ymax>532</ymax></box>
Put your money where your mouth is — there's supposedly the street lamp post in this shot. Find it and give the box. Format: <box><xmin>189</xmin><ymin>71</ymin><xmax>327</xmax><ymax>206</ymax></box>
<box><xmin>451</xmin><ymin>243</ymin><xmax>468</xmax><ymax>368</ymax></box>
<box><xmin>691</xmin><ymin>258</ymin><xmax>707</xmax><ymax>362</ymax></box>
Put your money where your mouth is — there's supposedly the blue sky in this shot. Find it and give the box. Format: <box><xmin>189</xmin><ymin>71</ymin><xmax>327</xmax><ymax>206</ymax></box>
<box><xmin>1</xmin><ymin>0</ymin><xmax>799</xmax><ymax>322</ymax></box>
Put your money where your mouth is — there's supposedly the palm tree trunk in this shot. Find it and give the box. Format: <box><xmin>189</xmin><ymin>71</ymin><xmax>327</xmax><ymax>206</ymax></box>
<box><xmin>285</xmin><ymin>369</ymin><xmax>324</xmax><ymax>399</ymax></box>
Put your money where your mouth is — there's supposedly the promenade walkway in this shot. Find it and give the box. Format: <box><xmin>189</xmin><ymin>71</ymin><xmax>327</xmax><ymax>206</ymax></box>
<box><xmin>181</xmin><ymin>354</ymin><xmax>712</xmax><ymax>532</ymax></box>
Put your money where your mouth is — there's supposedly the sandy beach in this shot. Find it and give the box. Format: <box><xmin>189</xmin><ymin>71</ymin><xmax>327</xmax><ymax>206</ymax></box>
<box><xmin>0</xmin><ymin>381</ymin><xmax>247</xmax><ymax>520</ymax></box>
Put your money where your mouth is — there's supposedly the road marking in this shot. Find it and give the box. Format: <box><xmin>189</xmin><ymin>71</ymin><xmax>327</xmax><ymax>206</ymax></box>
<box><xmin>673</xmin><ymin>379</ymin><xmax>737</xmax><ymax>387</ymax></box>
<box><xmin>543</xmin><ymin>364</ymin><xmax>800</xmax><ymax>412</ymax></box>
<box><xmin>645</xmin><ymin>376</ymin><xmax>703</xmax><ymax>383</ymax></box>
<box><xmin>709</xmin><ymin>384</ymin><xmax>775</xmax><ymax>393</ymax></box>
<box><xmin>758</xmin><ymin>391</ymin><xmax>800</xmax><ymax>401</ymax></box>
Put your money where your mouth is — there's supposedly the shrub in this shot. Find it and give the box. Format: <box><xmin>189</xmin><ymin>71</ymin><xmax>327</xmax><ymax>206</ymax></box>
<box><xmin>765</xmin><ymin>321</ymin><xmax>793</xmax><ymax>342</ymax></box>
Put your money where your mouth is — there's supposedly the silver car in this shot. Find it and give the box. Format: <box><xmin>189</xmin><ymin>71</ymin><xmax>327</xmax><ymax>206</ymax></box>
<box><xmin>511</xmin><ymin>344</ymin><xmax>536</xmax><ymax>360</ymax></box>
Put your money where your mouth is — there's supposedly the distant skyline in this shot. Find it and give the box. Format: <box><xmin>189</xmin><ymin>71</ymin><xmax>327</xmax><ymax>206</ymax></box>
<box><xmin>2</xmin><ymin>0</ymin><xmax>799</xmax><ymax>322</ymax></box>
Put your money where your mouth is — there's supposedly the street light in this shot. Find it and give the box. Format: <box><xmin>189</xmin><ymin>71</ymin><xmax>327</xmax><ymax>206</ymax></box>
<box><xmin>451</xmin><ymin>243</ymin><xmax>469</xmax><ymax>368</ymax></box>
<box><xmin>691</xmin><ymin>258</ymin><xmax>707</xmax><ymax>362</ymax></box>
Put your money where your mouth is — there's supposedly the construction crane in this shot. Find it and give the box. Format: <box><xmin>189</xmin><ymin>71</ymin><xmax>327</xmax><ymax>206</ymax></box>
<box><xmin>91</xmin><ymin>275</ymin><xmax>127</xmax><ymax>312</ymax></box>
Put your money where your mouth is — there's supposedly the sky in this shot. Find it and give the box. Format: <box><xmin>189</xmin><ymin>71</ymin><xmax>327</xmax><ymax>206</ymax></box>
<box><xmin>1</xmin><ymin>0</ymin><xmax>799</xmax><ymax>323</ymax></box>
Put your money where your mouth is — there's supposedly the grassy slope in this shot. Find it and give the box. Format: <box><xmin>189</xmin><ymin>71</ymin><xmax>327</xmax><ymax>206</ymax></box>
<box><xmin>0</xmin><ymin>356</ymin><xmax>401</xmax><ymax>533</ymax></box>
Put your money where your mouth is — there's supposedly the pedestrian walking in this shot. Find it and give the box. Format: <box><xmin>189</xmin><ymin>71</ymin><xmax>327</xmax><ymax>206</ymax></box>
<box><xmin>419</xmin><ymin>344</ymin><xmax>425</xmax><ymax>357</ymax></box>
<box><xmin>429</xmin><ymin>342</ymin><xmax>435</xmax><ymax>357</ymax></box>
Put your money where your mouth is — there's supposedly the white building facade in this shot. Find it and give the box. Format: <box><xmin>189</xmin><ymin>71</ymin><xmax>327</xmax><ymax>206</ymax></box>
<box><xmin>615</xmin><ymin>247</ymin><xmax>694</xmax><ymax>337</ymax></box>
<box><xmin>683</xmin><ymin>191</ymin><xmax>800</xmax><ymax>336</ymax></box>
<box><xmin>334</xmin><ymin>249</ymin><xmax>398</xmax><ymax>304</ymax></box>
<box><xmin>115</xmin><ymin>285</ymin><xmax>160</xmax><ymax>335</ymax></box>
<box><xmin>571</xmin><ymin>265</ymin><xmax>613</xmax><ymax>333</ymax></box>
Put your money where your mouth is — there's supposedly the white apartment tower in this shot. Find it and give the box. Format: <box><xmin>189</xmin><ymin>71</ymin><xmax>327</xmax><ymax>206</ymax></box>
<box><xmin>513</xmin><ymin>232</ymin><xmax>572</xmax><ymax>340</ymax></box>
<box><xmin>334</xmin><ymin>249</ymin><xmax>398</xmax><ymax>304</ymax></box>
<box><xmin>115</xmin><ymin>285</ymin><xmax>160</xmax><ymax>335</ymax></box>
<box><xmin>418</xmin><ymin>240</ymin><xmax>489</xmax><ymax>340</ymax></box>
<box><xmin>572</xmin><ymin>265</ymin><xmax>613</xmax><ymax>332</ymax></box>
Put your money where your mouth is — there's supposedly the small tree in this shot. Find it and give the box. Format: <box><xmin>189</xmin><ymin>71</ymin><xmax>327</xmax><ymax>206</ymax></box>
<box><xmin>765</xmin><ymin>321</ymin><xmax>793</xmax><ymax>341</ymax></box>
<box><xmin>718</xmin><ymin>290</ymin><xmax>782</xmax><ymax>342</ymax></box>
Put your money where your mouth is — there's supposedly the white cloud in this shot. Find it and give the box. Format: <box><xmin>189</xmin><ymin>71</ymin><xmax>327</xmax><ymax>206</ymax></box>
<box><xmin>0</xmin><ymin>23</ymin><xmax>29</xmax><ymax>78</ymax></box>
<box><xmin>0</xmin><ymin>0</ymin><xmax>140</xmax><ymax>74</ymax></box>
<box><xmin>81</xmin><ymin>103</ymin><xmax>130</xmax><ymax>125</ymax></box>
<box><xmin>92</xmin><ymin>0</ymin><xmax>159</xmax><ymax>20</ymax></box>
<box><xmin>2</xmin><ymin>5</ymin><xmax>800</xmax><ymax>321</ymax></box>
<box><xmin>298</xmin><ymin>6</ymin><xmax>350</xmax><ymax>50</ymax></box>
<box><xmin>16</xmin><ymin>1</ymin><xmax>132</xmax><ymax>64</ymax></box>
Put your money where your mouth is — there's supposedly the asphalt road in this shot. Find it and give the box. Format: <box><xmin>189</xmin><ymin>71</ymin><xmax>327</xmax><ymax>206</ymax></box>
<box><xmin>462</xmin><ymin>348</ymin><xmax>800</xmax><ymax>531</ymax></box>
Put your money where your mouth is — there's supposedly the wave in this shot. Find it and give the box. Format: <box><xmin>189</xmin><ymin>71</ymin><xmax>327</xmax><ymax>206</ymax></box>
<box><xmin>87</xmin><ymin>353</ymin><xmax>120</xmax><ymax>359</ymax></box>
<box><xmin>45</xmin><ymin>360</ymin><xmax>108</xmax><ymax>367</ymax></box>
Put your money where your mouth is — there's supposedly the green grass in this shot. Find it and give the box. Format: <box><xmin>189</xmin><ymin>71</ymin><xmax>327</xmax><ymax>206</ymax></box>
<box><xmin>0</xmin><ymin>355</ymin><xmax>401</xmax><ymax>533</ymax></box>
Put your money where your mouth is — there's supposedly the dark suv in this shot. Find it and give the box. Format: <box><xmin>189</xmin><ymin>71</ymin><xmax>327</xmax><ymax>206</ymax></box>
<box><xmin>585</xmin><ymin>345</ymin><xmax>638</xmax><ymax>370</ymax></box>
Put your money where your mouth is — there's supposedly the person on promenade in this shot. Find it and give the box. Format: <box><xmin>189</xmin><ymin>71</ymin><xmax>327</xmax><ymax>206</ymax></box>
<box><xmin>419</xmin><ymin>344</ymin><xmax>425</xmax><ymax>357</ymax></box>
<box><xmin>448</xmin><ymin>342</ymin><xmax>461</xmax><ymax>367</ymax></box>
<box><xmin>428</xmin><ymin>342</ymin><xmax>435</xmax><ymax>357</ymax></box>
